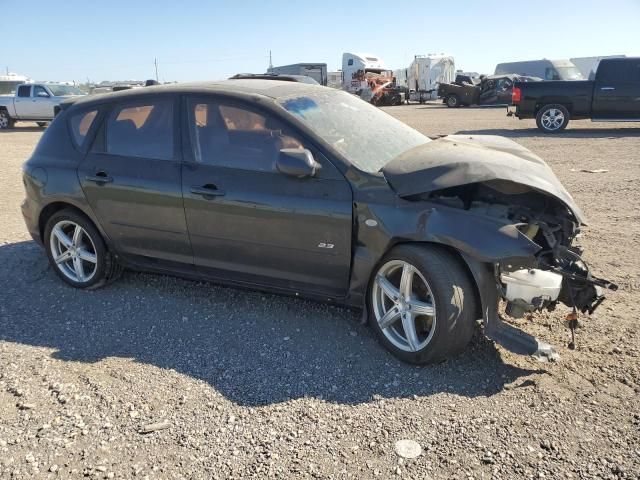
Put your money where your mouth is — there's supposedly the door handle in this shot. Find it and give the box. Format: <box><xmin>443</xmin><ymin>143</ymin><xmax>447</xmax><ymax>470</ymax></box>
<box><xmin>85</xmin><ymin>172</ymin><xmax>113</xmax><ymax>184</ymax></box>
<box><xmin>190</xmin><ymin>184</ymin><xmax>225</xmax><ymax>197</ymax></box>
<box><xmin>600</xmin><ymin>87</ymin><xmax>615</xmax><ymax>91</ymax></box>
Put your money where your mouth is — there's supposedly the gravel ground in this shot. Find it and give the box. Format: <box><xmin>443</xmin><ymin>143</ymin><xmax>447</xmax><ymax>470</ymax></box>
<box><xmin>1</xmin><ymin>107</ymin><xmax>639</xmax><ymax>479</ymax></box>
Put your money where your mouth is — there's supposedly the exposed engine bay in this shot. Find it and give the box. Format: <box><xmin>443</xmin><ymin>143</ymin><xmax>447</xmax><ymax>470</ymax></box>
<box><xmin>416</xmin><ymin>179</ymin><xmax>618</xmax><ymax>318</ymax></box>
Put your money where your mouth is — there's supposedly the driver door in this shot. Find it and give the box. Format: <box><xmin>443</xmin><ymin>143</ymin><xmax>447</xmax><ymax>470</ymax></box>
<box><xmin>181</xmin><ymin>96</ymin><xmax>353</xmax><ymax>297</ymax></box>
<box><xmin>30</xmin><ymin>85</ymin><xmax>55</xmax><ymax>118</ymax></box>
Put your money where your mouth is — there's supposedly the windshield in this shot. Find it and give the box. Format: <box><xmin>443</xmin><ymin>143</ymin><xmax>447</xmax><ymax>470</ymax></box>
<box><xmin>47</xmin><ymin>84</ymin><xmax>84</xmax><ymax>96</ymax></box>
<box><xmin>278</xmin><ymin>90</ymin><xmax>430</xmax><ymax>172</ymax></box>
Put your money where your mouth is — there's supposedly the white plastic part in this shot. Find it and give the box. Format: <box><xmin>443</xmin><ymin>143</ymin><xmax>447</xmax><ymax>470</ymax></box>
<box><xmin>500</xmin><ymin>269</ymin><xmax>563</xmax><ymax>304</ymax></box>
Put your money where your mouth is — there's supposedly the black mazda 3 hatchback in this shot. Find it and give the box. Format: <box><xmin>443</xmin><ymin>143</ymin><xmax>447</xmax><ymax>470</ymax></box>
<box><xmin>21</xmin><ymin>80</ymin><xmax>616</xmax><ymax>364</ymax></box>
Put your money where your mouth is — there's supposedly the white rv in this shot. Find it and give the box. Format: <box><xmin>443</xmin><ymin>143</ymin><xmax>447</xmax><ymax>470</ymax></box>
<box><xmin>406</xmin><ymin>55</ymin><xmax>456</xmax><ymax>100</ymax></box>
<box><xmin>0</xmin><ymin>73</ymin><xmax>32</xmax><ymax>96</ymax></box>
<box><xmin>494</xmin><ymin>59</ymin><xmax>583</xmax><ymax>80</ymax></box>
<box><xmin>341</xmin><ymin>52</ymin><xmax>390</xmax><ymax>93</ymax></box>
<box><xmin>570</xmin><ymin>55</ymin><xmax>626</xmax><ymax>80</ymax></box>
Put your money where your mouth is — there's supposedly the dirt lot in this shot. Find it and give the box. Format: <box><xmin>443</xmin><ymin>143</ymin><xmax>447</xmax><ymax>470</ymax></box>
<box><xmin>1</xmin><ymin>106</ymin><xmax>639</xmax><ymax>479</ymax></box>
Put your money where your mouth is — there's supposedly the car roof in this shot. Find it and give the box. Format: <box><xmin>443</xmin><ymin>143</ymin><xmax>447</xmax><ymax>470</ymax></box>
<box><xmin>64</xmin><ymin>80</ymin><xmax>325</xmax><ymax>110</ymax></box>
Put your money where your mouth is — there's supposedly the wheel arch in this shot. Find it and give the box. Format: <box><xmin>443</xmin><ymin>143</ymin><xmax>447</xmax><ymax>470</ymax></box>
<box><xmin>387</xmin><ymin>241</ymin><xmax>484</xmax><ymax>322</ymax></box>
<box><xmin>38</xmin><ymin>201</ymin><xmax>108</xmax><ymax>246</ymax></box>
<box><xmin>355</xmin><ymin>240</ymin><xmax>484</xmax><ymax>323</ymax></box>
<box><xmin>535</xmin><ymin>98</ymin><xmax>573</xmax><ymax>115</ymax></box>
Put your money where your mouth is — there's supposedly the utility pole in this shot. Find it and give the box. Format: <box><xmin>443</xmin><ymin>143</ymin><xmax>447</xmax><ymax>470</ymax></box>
<box><xmin>5</xmin><ymin>66</ymin><xmax>8</xmax><ymax>75</ymax></box>
<box><xmin>154</xmin><ymin>58</ymin><xmax>159</xmax><ymax>82</ymax></box>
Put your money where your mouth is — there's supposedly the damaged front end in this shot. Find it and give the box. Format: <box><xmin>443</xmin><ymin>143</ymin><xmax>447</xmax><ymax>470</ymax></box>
<box><xmin>382</xmin><ymin>135</ymin><xmax>618</xmax><ymax>360</ymax></box>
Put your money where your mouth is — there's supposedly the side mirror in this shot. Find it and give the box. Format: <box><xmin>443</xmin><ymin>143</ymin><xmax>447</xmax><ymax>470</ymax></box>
<box><xmin>36</xmin><ymin>91</ymin><xmax>50</xmax><ymax>98</ymax></box>
<box><xmin>276</xmin><ymin>149</ymin><xmax>320</xmax><ymax>178</ymax></box>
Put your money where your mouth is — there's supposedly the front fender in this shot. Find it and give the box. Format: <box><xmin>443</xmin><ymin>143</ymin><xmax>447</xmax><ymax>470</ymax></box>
<box><xmin>347</xmin><ymin>202</ymin><xmax>541</xmax><ymax>305</ymax></box>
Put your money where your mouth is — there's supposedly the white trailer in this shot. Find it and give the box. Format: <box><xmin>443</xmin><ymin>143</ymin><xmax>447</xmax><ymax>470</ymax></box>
<box><xmin>393</xmin><ymin>68</ymin><xmax>408</xmax><ymax>89</ymax></box>
<box><xmin>406</xmin><ymin>55</ymin><xmax>455</xmax><ymax>101</ymax></box>
<box><xmin>341</xmin><ymin>52</ymin><xmax>390</xmax><ymax>93</ymax></box>
<box><xmin>327</xmin><ymin>71</ymin><xmax>343</xmax><ymax>89</ymax></box>
<box><xmin>267</xmin><ymin>63</ymin><xmax>328</xmax><ymax>85</ymax></box>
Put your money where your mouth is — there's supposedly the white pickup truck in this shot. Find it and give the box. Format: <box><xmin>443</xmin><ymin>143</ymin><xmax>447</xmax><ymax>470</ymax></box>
<box><xmin>0</xmin><ymin>83</ymin><xmax>85</xmax><ymax>129</ymax></box>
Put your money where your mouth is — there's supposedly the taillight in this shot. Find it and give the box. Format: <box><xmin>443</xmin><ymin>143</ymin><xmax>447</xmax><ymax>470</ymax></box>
<box><xmin>512</xmin><ymin>86</ymin><xmax>521</xmax><ymax>104</ymax></box>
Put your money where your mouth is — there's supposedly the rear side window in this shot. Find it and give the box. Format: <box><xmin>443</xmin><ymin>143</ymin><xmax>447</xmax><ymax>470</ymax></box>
<box><xmin>69</xmin><ymin>109</ymin><xmax>98</xmax><ymax>147</ymax></box>
<box><xmin>33</xmin><ymin>85</ymin><xmax>49</xmax><ymax>97</ymax></box>
<box><xmin>597</xmin><ymin>60</ymin><xmax>639</xmax><ymax>83</ymax></box>
<box><xmin>106</xmin><ymin>99</ymin><xmax>174</xmax><ymax>160</ymax></box>
<box><xmin>17</xmin><ymin>85</ymin><xmax>31</xmax><ymax>97</ymax></box>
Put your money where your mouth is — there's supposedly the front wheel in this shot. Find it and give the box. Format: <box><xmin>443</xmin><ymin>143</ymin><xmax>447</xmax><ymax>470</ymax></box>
<box><xmin>368</xmin><ymin>245</ymin><xmax>477</xmax><ymax>364</ymax></box>
<box><xmin>0</xmin><ymin>110</ymin><xmax>14</xmax><ymax>129</ymax></box>
<box><xmin>536</xmin><ymin>104</ymin><xmax>570</xmax><ymax>133</ymax></box>
<box><xmin>446</xmin><ymin>94</ymin><xmax>460</xmax><ymax>108</ymax></box>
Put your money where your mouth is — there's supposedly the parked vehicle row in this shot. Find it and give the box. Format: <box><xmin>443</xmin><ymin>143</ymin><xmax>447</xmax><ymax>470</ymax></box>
<box><xmin>438</xmin><ymin>74</ymin><xmax>540</xmax><ymax>108</ymax></box>
<box><xmin>22</xmin><ymin>80</ymin><xmax>615</xmax><ymax>364</ymax></box>
<box><xmin>508</xmin><ymin>57</ymin><xmax>640</xmax><ymax>132</ymax></box>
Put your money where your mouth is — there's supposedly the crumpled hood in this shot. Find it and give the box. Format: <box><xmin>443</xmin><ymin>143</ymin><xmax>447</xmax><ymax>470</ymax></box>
<box><xmin>382</xmin><ymin>135</ymin><xmax>586</xmax><ymax>223</ymax></box>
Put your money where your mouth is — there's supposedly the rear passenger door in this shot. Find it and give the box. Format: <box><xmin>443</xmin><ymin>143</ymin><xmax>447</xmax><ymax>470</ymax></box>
<box><xmin>181</xmin><ymin>96</ymin><xmax>353</xmax><ymax>297</ymax></box>
<box><xmin>77</xmin><ymin>96</ymin><xmax>193</xmax><ymax>265</ymax></box>
<box><xmin>593</xmin><ymin>59</ymin><xmax>640</xmax><ymax>119</ymax></box>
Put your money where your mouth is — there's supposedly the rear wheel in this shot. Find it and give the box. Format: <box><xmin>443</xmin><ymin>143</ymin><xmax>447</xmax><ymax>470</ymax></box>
<box><xmin>44</xmin><ymin>209</ymin><xmax>121</xmax><ymax>289</ymax></box>
<box><xmin>536</xmin><ymin>104</ymin><xmax>570</xmax><ymax>133</ymax></box>
<box><xmin>368</xmin><ymin>245</ymin><xmax>477</xmax><ymax>364</ymax></box>
<box><xmin>0</xmin><ymin>110</ymin><xmax>14</xmax><ymax>129</ymax></box>
<box><xmin>446</xmin><ymin>94</ymin><xmax>460</xmax><ymax>108</ymax></box>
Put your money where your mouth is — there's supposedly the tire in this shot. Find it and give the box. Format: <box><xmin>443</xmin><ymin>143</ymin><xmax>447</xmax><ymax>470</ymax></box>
<box><xmin>446</xmin><ymin>94</ymin><xmax>460</xmax><ymax>108</ymax></box>
<box><xmin>367</xmin><ymin>244</ymin><xmax>477</xmax><ymax>364</ymax></box>
<box><xmin>36</xmin><ymin>122</ymin><xmax>48</xmax><ymax>128</ymax></box>
<box><xmin>0</xmin><ymin>110</ymin><xmax>14</xmax><ymax>129</ymax></box>
<box><xmin>44</xmin><ymin>209</ymin><xmax>121</xmax><ymax>289</ymax></box>
<box><xmin>536</xmin><ymin>104</ymin><xmax>570</xmax><ymax>133</ymax></box>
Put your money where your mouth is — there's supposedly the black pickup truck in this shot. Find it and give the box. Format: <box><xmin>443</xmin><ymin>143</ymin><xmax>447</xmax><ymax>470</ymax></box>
<box><xmin>508</xmin><ymin>57</ymin><xmax>640</xmax><ymax>133</ymax></box>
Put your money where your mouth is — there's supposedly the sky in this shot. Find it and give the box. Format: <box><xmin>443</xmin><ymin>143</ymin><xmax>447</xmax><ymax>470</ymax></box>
<box><xmin>2</xmin><ymin>0</ymin><xmax>639</xmax><ymax>83</ymax></box>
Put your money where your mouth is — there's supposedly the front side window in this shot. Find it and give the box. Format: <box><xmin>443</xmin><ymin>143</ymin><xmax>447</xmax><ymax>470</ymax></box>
<box><xmin>17</xmin><ymin>85</ymin><xmax>31</xmax><ymax>97</ymax></box>
<box><xmin>33</xmin><ymin>85</ymin><xmax>49</xmax><ymax>97</ymax></box>
<box><xmin>69</xmin><ymin>109</ymin><xmax>98</xmax><ymax>147</ymax></box>
<box><xmin>106</xmin><ymin>99</ymin><xmax>174</xmax><ymax>160</ymax></box>
<box><xmin>188</xmin><ymin>99</ymin><xmax>303</xmax><ymax>171</ymax></box>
